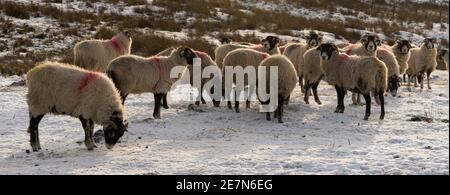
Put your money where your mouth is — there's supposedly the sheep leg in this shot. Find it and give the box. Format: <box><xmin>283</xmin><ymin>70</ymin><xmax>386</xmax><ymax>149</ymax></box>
<box><xmin>227</xmin><ymin>101</ymin><xmax>232</xmax><ymax>109</ymax></box>
<box><xmin>153</xmin><ymin>93</ymin><xmax>163</xmax><ymax>119</ymax></box>
<box><xmin>418</xmin><ymin>74</ymin><xmax>424</xmax><ymax>89</ymax></box>
<box><xmin>334</xmin><ymin>86</ymin><xmax>345</xmax><ymax>113</ymax></box>
<box><xmin>266</xmin><ymin>112</ymin><xmax>271</xmax><ymax>121</ymax></box>
<box><xmin>312</xmin><ymin>81</ymin><xmax>322</xmax><ymax>105</ymax></box>
<box><xmin>121</xmin><ymin>94</ymin><xmax>128</xmax><ymax>105</ymax></box>
<box><xmin>210</xmin><ymin>87</ymin><xmax>220</xmax><ymax>107</ymax></box>
<box><xmin>79</xmin><ymin>116</ymin><xmax>96</xmax><ymax>150</ymax></box>
<box><xmin>379</xmin><ymin>92</ymin><xmax>385</xmax><ymax>120</ymax></box>
<box><xmin>334</xmin><ymin>87</ymin><xmax>341</xmax><ymax>113</ymax></box>
<box><xmin>407</xmin><ymin>75</ymin><xmax>412</xmax><ymax>91</ymax></box>
<box><xmin>413</xmin><ymin>75</ymin><xmax>418</xmax><ymax>87</ymax></box>
<box><xmin>235</xmin><ymin>101</ymin><xmax>240</xmax><ymax>113</ymax></box>
<box><xmin>299</xmin><ymin>76</ymin><xmax>304</xmax><ymax>93</ymax></box>
<box><xmin>426</xmin><ymin>70</ymin><xmax>432</xmax><ymax>89</ymax></box>
<box><xmin>363</xmin><ymin>94</ymin><xmax>371</xmax><ymax>120</ymax></box>
<box><xmin>162</xmin><ymin>94</ymin><xmax>169</xmax><ymax>109</ymax></box>
<box><xmin>277</xmin><ymin>96</ymin><xmax>285</xmax><ymax>123</ymax></box>
<box><xmin>304</xmin><ymin>82</ymin><xmax>311</xmax><ymax>104</ymax></box>
<box><xmin>28</xmin><ymin>114</ymin><xmax>44</xmax><ymax>151</ymax></box>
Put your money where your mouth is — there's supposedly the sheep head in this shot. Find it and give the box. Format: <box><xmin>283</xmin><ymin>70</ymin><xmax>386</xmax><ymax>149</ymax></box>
<box><xmin>317</xmin><ymin>43</ymin><xmax>339</xmax><ymax>60</ymax></box>
<box><xmin>179</xmin><ymin>47</ymin><xmax>196</xmax><ymax>65</ymax></box>
<box><xmin>424</xmin><ymin>38</ymin><xmax>437</xmax><ymax>49</ymax></box>
<box><xmin>306</xmin><ymin>31</ymin><xmax>323</xmax><ymax>48</ymax></box>
<box><xmin>262</xmin><ymin>36</ymin><xmax>280</xmax><ymax>50</ymax></box>
<box><xmin>396</xmin><ymin>39</ymin><xmax>412</xmax><ymax>54</ymax></box>
<box><xmin>360</xmin><ymin>34</ymin><xmax>380</xmax><ymax>52</ymax></box>
<box><xmin>219</xmin><ymin>37</ymin><xmax>232</xmax><ymax>44</ymax></box>
<box><xmin>103</xmin><ymin>111</ymin><xmax>128</xmax><ymax>149</ymax></box>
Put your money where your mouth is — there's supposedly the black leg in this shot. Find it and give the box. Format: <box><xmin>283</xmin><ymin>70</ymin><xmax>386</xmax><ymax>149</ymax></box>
<box><xmin>235</xmin><ymin>101</ymin><xmax>240</xmax><ymax>113</ymax></box>
<box><xmin>277</xmin><ymin>95</ymin><xmax>284</xmax><ymax>123</ymax></box>
<box><xmin>304</xmin><ymin>82</ymin><xmax>311</xmax><ymax>104</ymax></box>
<box><xmin>363</xmin><ymin>93</ymin><xmax>371</xmax><ymax>120</ymax></box>
<box><xmin>162</xmin><ymin>94</ymin><xmax>169</xmax><ymax>109</ymax></box>
<box><xmin>266</xmin><ymin>112</ymin><xmax>271</xmax><ymax>121</ymax></box>
<box><xmin>299</xmin><ymin>76</ymin><xmax>304</xmax><ymax>93</ymax></box>
<box><xmin>246</xmin><ymin>100</ymin><xmax>250</xmax><ymax>109</ymax></box>
<box><xmin>28</xmin><ymin>114</ymin><xmax>44</xmax><ymax>151</ymax></box>
<box><xmin>334</xmin><ymin>86</ymin><xmax>341</xmax><ymax>113</ymax></box>
<box><xmin>312</xmin><ymin>81</ymin><xmax>321</xmax><ymax>105</ymax></box>
<box><xmin>79</xmin><ymin>116</ymin><xmax>95</xmax><ymax>150</ymax></box>
<box><xmin>153</xmin><ymin>93</ymin><xmax>163</xmax><ymax>119</ymax></box>
<box><xmin>417</xmin><ymin>74</ymin><xmax>424</xmax><ymax>89</ymax></box>
<box><xmin>284</xmin><ymin>95</ymin><xmax>290</xmax><ymax>105</ymax></box>
<box><xmin>335</xmin><ymin>87</ymin><xmax>345</xmax><ymax>113</ymax></box>
<box><xmin>427</xmin><ymin>70</ymin><xmax>432</xmax><ymax>89</ymax></box>
<box><xmin>121</xmin><ymin>94</ymin><xmax>128</xmax><ymax>105</ymax></box>
<box><xmin>379</xmin><ymin>92</ymin><xmax>385</xmax><ymax>120</ymax></box>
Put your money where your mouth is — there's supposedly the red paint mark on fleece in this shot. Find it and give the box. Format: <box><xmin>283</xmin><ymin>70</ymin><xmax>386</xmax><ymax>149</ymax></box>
<box><xmin>111</xmin><ymin>38</ymin><xmax>124</xmax><ymax>55</ymax></box>
<box><xmin>79</xmin><ymin>72</ymin><xmax>99</xmax><ymax>92</ymax></box>
<box><xmin>260</xmin><ymin>53</ymin><xmax>269</xmax><ymax>60</ymax></box>
<box><xmin>345</xmin><ymin>47</ymin><xmax>353</xmax><ymax>55</ymax></box>
<box><xmin>338</xmin><ymin>54</ymin><xmax>350</xmax><ymax>63</ymax></box>
<box><xmin>195</xmin><ymin>51</ymin><xmax>209</xmax><ymax>59</ymax></box>
<box><xmin>149</xmin><ymin>57</ymin><xmax>162</xmax><ymax>80</ymax></box>
<box><xmin>378</xmin><ymin>47</ymin><xmax>388</xmax><ymax>53</ymax></box>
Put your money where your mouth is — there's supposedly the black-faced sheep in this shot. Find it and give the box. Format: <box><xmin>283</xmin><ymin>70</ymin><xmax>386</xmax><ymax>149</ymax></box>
<box><xmin>258</xmin><ymin>55</ymin><xmax>298</xmax><ymax>123</ymax></box>
<box><xmin>74</xmin><ymin>31</ymin><xmax>132</xmax><ymax>72</ymax></box>
<box><xmin>302</xmin><ymin>46</ymin><xmax>323</xmax><ymax>105</ymax></box>
<box><xmin>406</xmin><ymin>38</ymin><xmax>438</xmax><ymax>90</ymax></box>
<box><xmin>283</xmin><ymin>31</ymin><xmax>323</xmax><ymax>90</ymax></box>
<box><xmin>318</xmin><ymin>43</ymin><xmax>388</xmax><ymax>120</ymax></box>
<box><xmin>107</xmin><ymin>47</ymin><xmax>197</xmax><ymax>119</ymax></box>
<box><xmin>26</xmin><ymin>62</ymin><xmax>128</xmax><ymax>151</ymax></box>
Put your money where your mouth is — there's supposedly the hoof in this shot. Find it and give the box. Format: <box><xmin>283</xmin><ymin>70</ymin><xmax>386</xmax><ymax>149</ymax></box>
<box><xmin>316</xmin><ymin>101</ymin><xmax>322</xmax><ymax>105</ymax></box>
<box><xmin>195</xmin><ymin>101</ymin><xmax>200</xmax><ymax>106</ymax></box>
<box><xmin>278</xmin><ymin>119</ymin><xmax>284</xmax><ymax>123</ymax></box>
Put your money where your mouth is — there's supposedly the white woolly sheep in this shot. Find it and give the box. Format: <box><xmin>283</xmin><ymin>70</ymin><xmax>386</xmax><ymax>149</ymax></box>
<box><xmin>26</xmin><ymin>61</ymin><xmax>128</xmax><ymax>151</ymax></box>
<box><xmin>223</xmin><ymin>48</ymin><xmax>271</xmax><ymax>112</ymax></box>
<box><xmin>318</xmin><ymin>43</ymin><xmax>388</xmax><ymax>120</ymax></box>
<box><xmin>376</xmin><ymin>46</ymin><xmax>401</xmax><ymax>96</ymax></box>
<box><xmin>214</xmin><ymin>36</ymin><xmax>281</xmax><ymax>72</ymax></box>
<box><xmin>283</xmin><ymin>31</ymin><xmax>323</xmax><ymax>90</ymax></box>
<box><xmin>74</xmin><ymin>31</ymin><xmax>132</xmax><ymax>72</ymax></box>
<box><xmin>406</xmin><ymin>38</ymin><xmax>438</xmax><ymax>90</ymax></box>
<box><xmin>302</xmin><ymin>46</ymin><xmax>324</xmax><ymax>105</ymax></box>
<box><xmin>189</xmin><ymin>51</ymin><xmax>222</xmax><ymax>107</ymax></box>
<box><xmin>107</xmin><ymin>47</ymin><xmax>196</xmax><ymax>119</ymax></box>
<box><xmin>343</xmin><ymin>34</ymin><xmax>380</xmax><ymax>57</ymax></box>
<box><xmin>258</xmin><ymin>55</ymin><xmax>298</xmax><ymax>123</ymax></box>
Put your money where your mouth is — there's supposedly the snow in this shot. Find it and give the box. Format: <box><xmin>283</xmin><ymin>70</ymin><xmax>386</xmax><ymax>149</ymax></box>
<box><xmin>0</xmin><ymin>71</ymin><xmax>448</xmax><ymax>175</ymax></box>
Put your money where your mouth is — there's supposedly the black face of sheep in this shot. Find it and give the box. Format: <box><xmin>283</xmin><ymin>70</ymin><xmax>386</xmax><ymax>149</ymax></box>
<box><xmin>262</xmin><ymin>36</ymin><xmax>280</xmax><ymax>50</ymax></box>
<box><xmin>317</xmin><ymin>43</ymin><xmax>338</xmax><ymax>60</ymax></box>
<box><xmin>219</xmin><ymin>37</ymin><xmax>232</xmax><ymax>44</ymax></box>
<box><xmin>396</xmin><ymin>40</ymin><xmax>412</xmax><ymax>54</ymax></box>
<box><xmin>360</xmin><ymin>35</ymin><xmax>380</xmax><ymax>52</ymax></box>
<box><xmin>306</xmin><ymin>33</ymin><xmax>323</xmax><ymax>48</ymax></box>
<box><xmin>424</xmin><ymin>38</ymin><xmax>436</xmax><ymax>49</ymax></box>
<box><xmin>387</xmin><ymin>75</ymin><xmax>401</xmax><ymax>97</ymax></box>
<box><xmin>180</xmin><ymin>48</ymin><xmax>196</xmax><ymax>65</ymax></box>
<box><xmin>103</xmin><ymin>112</ymin><xmax>128</xmax><ymax>149</ymax></box>
<box><xmin>123</xmin><ymin>31</ymin><xmax>131</xmax><ymax>39</ymax></box>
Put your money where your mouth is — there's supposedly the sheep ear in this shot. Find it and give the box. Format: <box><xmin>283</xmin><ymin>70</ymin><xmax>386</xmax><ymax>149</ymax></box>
<box><xmin>305</xmin><ymin>35</ymin><xmax>310</xmax><ymax>40</ymax></box>
<box><xmin>396</xmin><ymin>40</ymin><xmax>401</xmax><ymax>45</ymax></box>
<box><xmin>124</xmin><ymin>31</ymin><xmax>131</xmax><ymax>38</ymax></box>
<box><xmin>360</xmin><ymin>38</ymin><xmax>367</xmax><ymax>43</ymax></box>
<box><xmin>332</xmin><ymin>45</ymin><xmax>338</xmax><ymax>52</ymax></box>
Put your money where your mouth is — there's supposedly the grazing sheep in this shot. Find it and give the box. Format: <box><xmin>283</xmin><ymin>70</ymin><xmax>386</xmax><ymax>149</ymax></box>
<box><xmin>406</xmin><ymin>38</ymin><xmax>438</xmax><ymax>90</ymax></box>
<box><xmin>215</xmin><ymin>36</ymin><xmax>281</xmax><ymax>72</ymax></box>
<box><xmin>376</xmin><ymin>47</ymin><xmax>401</xmax><ymax>96</ymax></box>
<box><xmin>26</xmin><ymin>61</ymin><xmax>128</xmax><ymax>151</ymax></box>
<box><xmin>258</xmin><ymin>55</ymin><xmax>298</xmax><ymax>123</ymax></box>
<box><xmin>283</xmin><ymin>31</ymin><xmax>323</xmax><ymax>89</ymax></box>
<box><xmin>436</xmin><ymin>48</ymin><xmax>449</xmax><ymax>70</ymax></box>
<box><xmin>318</xmin><ymin>43</ymin><xmax>388</xmax><ymax>120</ymax></box>
<box><xmin>302</xmin><ymin>46</ymin><xmax>323</xmax><ymax>105</ymax></box>
<box><xmin>223</xmin><ymin>48</ymin><xmax>271</xmax><ymax>112</ymax></box>
<box><xmin>74</xmin><ymin>31</ymin><xmax>132</xmax><ymax>72</ymax></box>
<box><xmin>107</xmin><ymin>47</ymin><xmax>197</xmax><ymax>119</ymax></box>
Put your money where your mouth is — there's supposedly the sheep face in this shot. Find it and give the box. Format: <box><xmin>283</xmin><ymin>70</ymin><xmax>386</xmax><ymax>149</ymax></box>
<box><xmin>396</xmin><ymin>40</ymin><xmax>412</xmax><ymax>54</ymax></box>
<box><xmin>360</xmin><ymin>35</ymin><xmax>380</xmax><ymax>52</ymax></box>
<box><xmin>179</xmin><ymin>47</ymin><xmax>196</xmax><ymax>65</ymax></box>
<box><xmin>306</xmin><ymin>33</ymin><xmax>323</xmax><ymax>48</ymax></box>
<box><xmin>387</xmin><ymin>75</ymin><xmax>401</xmax><ymax>97</ymax></box>
<box><xmin>103</xmin><ymin>111</ymin><xmax>128</xmax><ymax>149</ymax></box>
<box><xmin>424</xmin><ymin>38</ymin><xmax>436</xmax><ymax>49</ymax></box>
<box><xmin>219</xmin><ymin>37</ymin><xmax>232</xmax><ymax>44</ymax></box>
<box><xmin>317</xmin><ymin>43</ymin><xmax>338</xmax><ymax>60</ymax></box>
<box><xmin>262</xmin><ymin>36</ymin><xmax>280</xmax><ymax>50</ymax></box>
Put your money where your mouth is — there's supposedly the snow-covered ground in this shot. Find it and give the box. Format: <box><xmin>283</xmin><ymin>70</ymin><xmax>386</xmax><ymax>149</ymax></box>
<box><xmin>0</xmin><ymin>71</ymin><xmax>448</xmax><ymax>175</ymax></box>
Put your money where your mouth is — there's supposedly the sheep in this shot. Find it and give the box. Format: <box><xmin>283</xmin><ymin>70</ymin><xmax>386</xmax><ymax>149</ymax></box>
<box><xmin>74</xmin><ymin>31</ymin><xmax>132</xmax><ymax>72</ymax></box>
<box><xmin>222</xmin><ymin>48</ymin><xmax>271</xmax><ymax>113</ymax></box>
<box><xmin>436</xmin><ymin>48</ymin><xmax>449</xmax><ymax>70</ymax></box>
<box><xmin>26</xmin><ymin>61</ymin><xmax>128</xmax><ymax>151</ymax></box>
<box><xmin>283</xmin><ymin>31</ymin><xmax>323</xmax><ymax>90</ymax></box>
<box><xmin>189</xmin><ymin>51</ymin><xmax>222</xmax><ymax>107</ymax></box>
<box><xmin>218</xmin><ymin>37</ymin><xmax>255</xmax><ymax>46</ymax></box>
<box><xmin>376</xmin><ymin>46</ymin><xmax>401</xmax><ymax>96</ymax></box>
<box><xmin>317</xmin><ymin>43</ymin><xmax>388</xmax><ymax>120</ymax></box>
<box><xmin>214</xmin><ymin>36</ymin><xmax>281</xmax><ymax>72</ymax></box>
<box><xmin>107</xmin><ymin>47</ymin><xmax>196</xmax><ymax>119</ymax></box>
<box><xmin>387</xmin><ymin>40</ymin><xmax>412</xmax><ymax>75</ymax></box>
<box><xmin>302</xmin><ymin>46</ymin><xmax>324</xmax><ymax>105</ymax></box>
<box><xmin>406</xmin><ymin>38</ymin><xmax>438</xmax><ymax>90</ymax></box>
<box><xmin>258</xmin><ymin>55</ymin><xmax>298</xmax><ymax>123</ymax></box>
